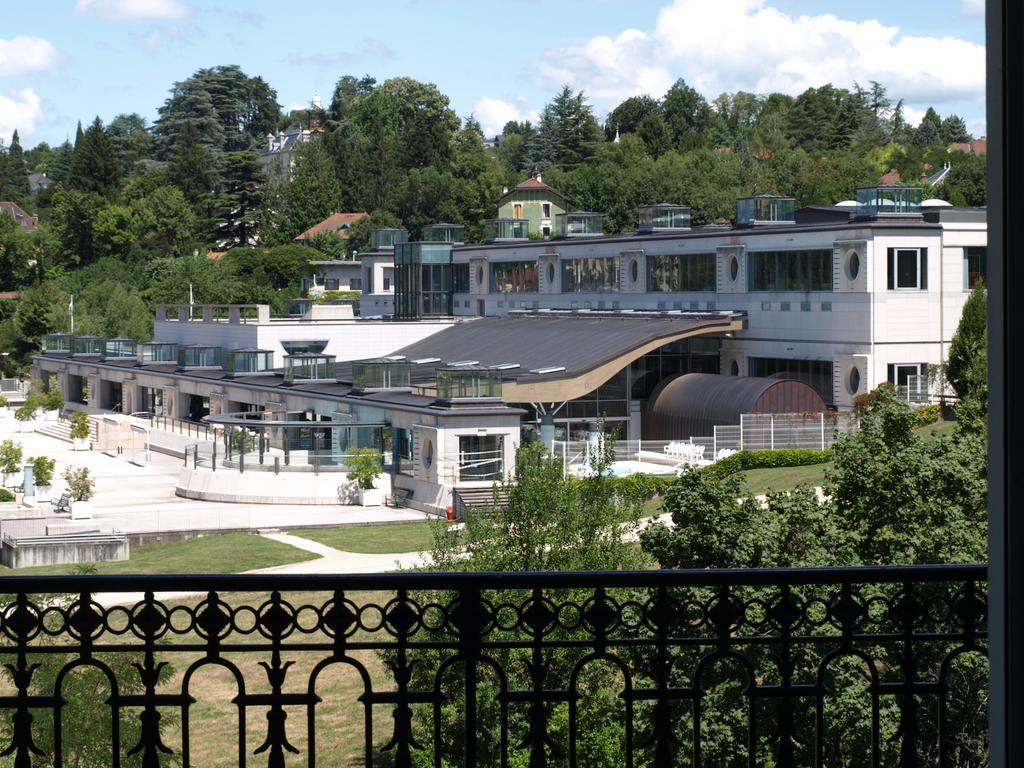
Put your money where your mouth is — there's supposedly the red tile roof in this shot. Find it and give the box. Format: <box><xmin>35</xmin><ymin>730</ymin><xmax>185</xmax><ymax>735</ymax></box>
<box><xmin>879</xmin><ymin>169</ymin><xmax>903</xmax><ymax>185</ymax></box>
<box><xmin>950</xmin><ymin>139</ymin><xmax>987</xmax><ymax>156</ymax></box>
<box><xmin>206</xmin><ymin>250</ymin><xmax>228</xmax><ymax>261</ymax></box>
<box><xmin>294</xmin><ymin>212</ymin><xmax>368</xmax><ymax>241</ymax></box>
<box><xmin>0</xmin><ymin>291</ymin><xmax>19</xmax><ymax>300</ymax></box>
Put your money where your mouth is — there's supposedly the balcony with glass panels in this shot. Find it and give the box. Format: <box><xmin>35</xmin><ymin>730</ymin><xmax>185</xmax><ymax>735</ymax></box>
<box><xmin>423</xmin><ymin>223</ymin><xmax>465</xmax><ymax>244</ymax></box>
<box><xmin>283</xmin><ymin>353</ymin><xmax>336</xmax><ymax>383</ymax></box>
<box><xmin>637</xmin><ymin>203</ymin><xmax>692</xmax><ymax>233</ymax></box>
<box><xmin>485</xmin><ymin>218</ymin><xmax>530</xmax><ymax>242</ymax></box>
<box><xmin>177</xmin><ymin>345</ymin><xmax>223</xmax><ymax>369</ymax></box>
<box><xmin>556</xmin><ymin>212</ymin><xmax>603</xmax><ymax>238</ymax></box>
<box><xmin>352</xmin><ymin>359</ymin><xmax>412</xmax><ymax>391</ymax></box>
<box><xmin>436</xmin><ymin>366</ymin><xmax>503</xmax><ymax>402</ymax></box>
<box><xmin>104</xmin><ymin>338</ymin><xmax>138</xmax><ymax>359</ymax></box>
<box><xmin>288</xmin><ymin>298</ymin><xmax>314</xmax><ymax>316</ymax></box>
<box><xmin>140</xmin><ymin>342</ymin><xmax>178</xmax><ymax>364</ymax></box>
<box><xmin>736</xmin><ymin>195</ymin><xmax>796</xmax><ymax>226</ymax></box>
<box><xmin>225</xmin><ymin>349</ymin><xmax>274</xmax><ymax>376</ymax></box>
<box><xmin>370</xmin><ymin>228</ymin><xmax>409</xmax><ymax>251</ymax></box>
<box><xmin>71</xmin><ymin>336</ymin><xmax>105</xmax><ymax>356</ymax></box>
<box><xmin>42</xmin><ymin>333</ymin><xmax>73</xmax><ymax>354</ymax></box>
<box><xmin>856</xmin><ymin>185</ymin><xmax>923</xmax><ymax>217</ymax></box>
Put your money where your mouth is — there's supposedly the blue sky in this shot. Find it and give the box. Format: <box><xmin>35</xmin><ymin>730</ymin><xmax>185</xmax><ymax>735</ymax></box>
<box><xmin>0</xmin><ymin>0</ymin><xmax>987</xmax><ymax>148</ymax></box>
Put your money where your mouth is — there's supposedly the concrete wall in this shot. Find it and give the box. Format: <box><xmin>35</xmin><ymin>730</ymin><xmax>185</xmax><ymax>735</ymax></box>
<box><xmin>2</xmin><ymin>536</ymin><xmax>129</xmax><ymax>568</ymax></box>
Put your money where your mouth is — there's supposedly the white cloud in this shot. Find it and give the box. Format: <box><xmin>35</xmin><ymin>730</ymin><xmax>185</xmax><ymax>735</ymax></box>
<box><xmin>961</xmin><ymin>0</ymin><xmax>984</xmax><ymax>17</ymax></box>
<box><xmin>0</xmin><ymin>89</ymin><xmax>43</xmax><ymax>144</ymax></box>
<box><xmin>472</xmin><ymin>97</ymin><xmax>541</xmax><ymax>137</ymax></box>
<box><xmin>75</xmin><ymin>0</ymin><xmax>190</xmax><ymax>20</ymax></box>
<box><xmin>532</xmin><ymin>0</ymin><xmax>985</xmax><ymax>118</ymax></box>
<box><xmin>0</xmin><ymin>36</ymin><xmax>59</xmax><ymax>76</ymax></box>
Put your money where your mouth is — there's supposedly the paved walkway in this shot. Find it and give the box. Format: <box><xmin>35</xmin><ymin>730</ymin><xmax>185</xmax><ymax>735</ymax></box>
<box><xmin>0</xmin><ymin>413</ymin><xmax>426</xmax><ymax>536</ymax></box>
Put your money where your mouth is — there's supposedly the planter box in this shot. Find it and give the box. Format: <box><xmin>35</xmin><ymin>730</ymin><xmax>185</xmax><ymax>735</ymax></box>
<box><xmin>358</xmin><ymin>487</ymin><xmax>384</xmax><ymax>507</ymax></box>
<box><xmin>70</xmin><ymin>500</ymin><xmax>92</xmax><ymax>520</ymax></box>
<box><xmin>17</xmin><ymin>420</ymin><xmax>34</xmax><ymax>433</ymax></box>
<box><xmin>2</xmin><ymin>472</ymin><xmax>19</xmax><ymax>488</ymax></box>
<box><xmin>35</xmin><ymin>485</ymin><xmax>52</xmax><ymax>502</ymax></box>
<box><xmin>45</xmin><ymin>410</ymin><xmax>60</xmax><ymax>421</ymax></box>
<box><xmin>72</xmin><ymin>438</ymin><xmax>91</xmax><ymax>451</ymax></box>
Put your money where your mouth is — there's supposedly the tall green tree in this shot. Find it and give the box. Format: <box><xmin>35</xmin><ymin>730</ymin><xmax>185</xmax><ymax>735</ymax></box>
<box><xmin>212</xmin><ymin>150</ymin><xmax>263</xmax><ymax>248</ymax></box>
<box><xmin>259</xmin><ymin>139</ymin><xmax>341</xmax><ymax>243</ymax></box>
<box><xmin>535</xmin><ymin>86</ymin><xmax>604</xmax><ymax>169</ymax></box>
<box><xmin>106</xmin><ymin>113</ymin><xmax>155</xmax><ymax>174</ymax></box>
<box><xmin>68</xmin><ymin>117</ymin><xmax>121</xmax><ymax>197</ymax></box>
<box><xmin>662</xmin><ymin>78</ymin><xmax>713</xmax><ymax>148</ymax></box>
<box><xmin>946</xmin><ymin>283</ymin><xmax>987</xmax><ymax>400</ymax></box>
<box><xmin>6</xmin><ymin>129</ymin><xmax>30</xmax><ymax>199</ymax></box>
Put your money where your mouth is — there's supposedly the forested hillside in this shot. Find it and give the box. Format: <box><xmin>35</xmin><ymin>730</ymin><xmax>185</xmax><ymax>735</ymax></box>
<box><xmin>0</xmin><ymin>66</ymin><xmax>986</xmax><ymax>375</ymax></box>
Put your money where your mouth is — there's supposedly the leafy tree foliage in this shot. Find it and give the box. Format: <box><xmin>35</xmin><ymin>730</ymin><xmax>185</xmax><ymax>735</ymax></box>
<box><xmin>68</xmin><ymin>117</ymin><xmax>120</xmax><ymax>196</ymax></box>
<box><xmin>946</xmin><ymin>284</ymin><xmax>988</xmax><ymax>400</ymax></box>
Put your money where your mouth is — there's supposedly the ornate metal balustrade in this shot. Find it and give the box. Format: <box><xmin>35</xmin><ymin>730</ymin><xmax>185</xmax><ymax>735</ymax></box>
<box><xmin>0</xmin><ymin>565</ymin><xmax>987</xmax><ymax>767</ymax></box>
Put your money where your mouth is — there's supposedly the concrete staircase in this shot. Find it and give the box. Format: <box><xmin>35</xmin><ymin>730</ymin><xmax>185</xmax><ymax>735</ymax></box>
<box><xmin>452</xmin><ymin>486</ymin><xmax>510</xmax><ymax>520</ymax></box>
<box><xmin>35</xmin><ymin>417</ymin><xmax>98</xmax><ymax>444</ymax></box>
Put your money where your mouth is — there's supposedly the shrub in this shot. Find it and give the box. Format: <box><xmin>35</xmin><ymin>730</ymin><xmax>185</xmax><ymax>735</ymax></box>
<box><xmin>14</xmin><ymin>398</ymin><xmax>38</xmax><ymax>422</ymax></box>
<box><xmin>914</xmin><ymin>404</ymin><xmax>941</xmax><ymax>427</ymax></box>
<box><xmin>0</xmin><ymin>394</ymin><xmax>8</xmax><ymax>408</ymax></box>
<box><xmin>43</xmin><ymin>387</ymin><xmax>65</xmax><ymax>412</ymax></box>
<box><xmin>0</xmin><ymin>488</ymin><xmax>14</xmax><ymax>502</ymax></box>
<box><xmin>701</xmin><ymin>448</ymin><xmax>833</xmax><ymax>481</ymax></box>
<box><xmin>0</xmin><ymin>440</ymin><xmax>23</xmax><ymax>475</ymax></box>
<box><xmin>62</xmin><ymin>467</ymin><xmax>95</xmax><ymax>501</ymax></box>
<box><xmin>31</xmin><ymin>456</ymin><xmax>55</xmax><ymax>486</ymax></box>
<box><xmin>347</xmin><ymin>447</ymin><xmax>383</xmax><ymax>489</ymax></box>
<box><xmin>69</xmin><ymin>411</ymin><xmax>91</xmax><ymax>441</ymax></box>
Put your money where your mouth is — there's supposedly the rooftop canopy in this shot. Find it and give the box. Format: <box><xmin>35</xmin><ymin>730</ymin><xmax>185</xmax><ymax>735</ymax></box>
<box><xmin>370</xmin><ymin>228</ymin><xmax>409</xmax><ymax>251</ymax></box>
<box><xmin>485</xmin><ymin>218</ymin><xmax>530</xmax><ymax>242</ymax></box>
<box><xmin>856</xmin><ymin>185</ymin><xmax>923</xmax><ymax>217</ymax></box>
<box><xmin>556</xmin><ymin>211</ymin><xmax>603</xmax><ymax>238</ymax></box>
<box><xmin>736</xmin><ymin>195</ymin><xmax>796</xmax><ymax>227</ymax></box>
<box><xmin>637</xmin><ymin>203</ymin><xmax>691</xmax><ymax>233</ymax></box>
<box><xmin>422</xmin><ymin>223</ymin><xmax>465</xmax><ymax>244</ymax></box>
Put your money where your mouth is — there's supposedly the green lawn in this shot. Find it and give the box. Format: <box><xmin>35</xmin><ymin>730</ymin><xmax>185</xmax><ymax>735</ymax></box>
<box><xmin>0</xmin><ymin>532</ymin><xmax>317</xmax><ymax>576</ymax></box>
<box><xmin>291</xmin><ymin>522</ymin><xmax>437</xmax><ymax>554</ymax></box>
<box><xmin>919</xmin><ymin>418</ymin><xmax>958</xmax><ymax>442</ymax></box>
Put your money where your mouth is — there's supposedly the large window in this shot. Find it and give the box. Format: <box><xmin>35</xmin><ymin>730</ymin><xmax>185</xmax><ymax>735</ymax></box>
<box><xmin>748</xmin><ymin>249</ymin><xmax>832</xmax><ymax>292</ymax></box>
<box><xmin>562</xmin><ymin>257</ymin><xmax>619</xmax><ymax>293</ymax></box>
<box><xmin>452</xmin><ymin>263</ymin><xmax>469</xmax><ymax>293</ymax></box>
<box><xmin>964</xmin><ymin>246</ymin><xmax>987</xmax><ymax>289</ymax></box>
<box><xmin>491</xmin><ymin>261</ymin><xmax>538</xmax><ymax>293</ymax></box>
<box><xmin>647</xmin><ymin>253</ymin><xmax>716</xmax><ymax>292</ymax></box>
<box><xmin>458</xmin><ymin>434</ymin><xmax>504</xmax><ymax>481</ymax></box>
<box><xmin>886</xmin><ymin>248</ymin><xmax>928</xmax><ymax>290</ymax></box>
<box><xmin>748</xmin><ymin>357</ymin><xmax>834</xmax><ymax>403</ymax></box>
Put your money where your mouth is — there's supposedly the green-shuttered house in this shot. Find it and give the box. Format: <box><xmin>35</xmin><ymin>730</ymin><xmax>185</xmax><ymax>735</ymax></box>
<box><xmin>496</xmin><ymin>175</ymin><xmax>571</xmax><ymax>238</ymax></box>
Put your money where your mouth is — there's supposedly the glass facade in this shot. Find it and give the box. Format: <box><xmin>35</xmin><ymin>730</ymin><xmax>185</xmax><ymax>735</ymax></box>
<box><xmin>352</xmin><ymin>360</ymin><xmax>411</xmax><ymax>390</ymax></box>
<box><xmin>637</xmin><ymin>204</ymin><xmax>691</xmax><ymax>232</ymax></box>
<box><xmin>748</xmin><ymin>250</ymin><xmax>833</xmax><ymax>291</ymax></box>
<box><xmin>556</xmin><ymin>212</ymin><xmax>603</xmax><ymax>238</ymax></box>
<box><xmin>491</xmin><ymin>261</ymin><xmax>538</xmax><ymax>293</ymax></box>
<box><xmin>647</xmin><ymin>253</ymin><xmax>716</xmax><ymax>292</ymax></box>
<box><xmin>370</xmin><ymin>228</ymin><xmax>408</xmax><ymax>251</ymax></box>
<box><xmin>748</xmin><ymin>357</ymin><xmax>834</xmax><ymax>403</ymax></box>
<box><xmin>104</xmin><ymin>339</ymin><xmax>138</xmax><ymax>358</ymax></box>
<box><xmin>562</xmin><ymin>257</ymin><xmax>619</xmax><ymax>293</ymax></box>
<box><xmin>856</xmin><ymin>185</ymin><xmax>922</xmax><ymax>217</ymax></box>
<box><xmin>436</xmin><ymin>367</ymin><xmax>502</xmax><ymax>400</ymax></box>
<box><xmin>964</xmin><ymin>246</ymin><xmax>987</xmax><ymax>289</ymax></box>
<box><xmin>394</xmin><ymin>242</ymin><xmax>456</xmax><ymax>319</ymax></box>
<box><xmin>42</xmin><ymin>334</ymin><xmax>72</xmax><ymax>353</ymax></box>
<box><xmin>485</xmin><ymin>218</ymin><xmax>529</xmax><ymax>242</ymax></box>
<box><xmin>140</xmin><ymin>342</ymin><xmax>178</xmax><ymax>364</ymax></box>
<box><xmin>281</xmin><ymin>340</ymin><xmax>328</xmax><ymax>355</ymax></box>
<box><xmin>177</xmin><ymin>345</ymin><xmax>223</xmax><ymax>368</ymax></box>
<box><xmin>283</xmin><ymin>354</ymin><xmax>336</xmax><ymax>382</ymax></box>
<box><xmin>71</xmin><ymin>336</ymin><xmax>105</xmax><ymax>355</ymax></box>
<box><xmin>423</xmin><ymin>223</ymin><xmax>465</xmax><ymax>243</ymax></box>
<box><xmin>452</xmin><ymin>263</ymin><xmax>470</xmax><ymax>294</ymax></box>
<box><xmin>736</xmin><ymin>196</ymin><xmax>795</xmax><ymax>225</ymax></box>
<box><xmin>630</xmin><ymin>338</ymin><xmax>721</xmax><ymax>399</ymax></box>
<box><xmin>225</xmin><ymin>349</ymin><xmax>274</xmax><ymax>375</ymax></box>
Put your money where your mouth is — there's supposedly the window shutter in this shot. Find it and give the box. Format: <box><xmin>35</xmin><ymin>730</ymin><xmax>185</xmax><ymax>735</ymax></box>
<box><xmin>887</xmin><ymin>248</ymin><xmax>895</xmax><ymax>290</ymax></box>
<box><xmin>920</xmin><ymin>248</ymin><xmax>928</xmax><ymax>289</ymax></box>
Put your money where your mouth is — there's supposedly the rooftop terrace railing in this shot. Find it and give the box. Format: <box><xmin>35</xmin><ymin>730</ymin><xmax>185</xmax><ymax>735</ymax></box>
<box><xmin>0</xmin><ymin>565</ymin><xmax>987</xmax><ymax>767</ymax></box>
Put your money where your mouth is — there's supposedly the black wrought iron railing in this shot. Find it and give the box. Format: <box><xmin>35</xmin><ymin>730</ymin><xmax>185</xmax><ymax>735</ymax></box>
<box><xmin>0</xmin><ymin>565</ymin><xmax>987</xmax><ymax>767</ymax></box>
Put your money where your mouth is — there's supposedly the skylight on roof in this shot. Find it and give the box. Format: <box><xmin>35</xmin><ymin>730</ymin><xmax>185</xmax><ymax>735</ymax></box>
<box><xmin>448</xmin><ymin>360</ymin><xmax>479</xmax><ymax>367</ymax></box>
<box><xmin>412</xmin><ymin>357</ymin><xmax>441</xmax><ymax>365</ymax></box>
<box><xmin>530</xmin><ymin>366</ymin><xmax>566</xmax><ymax>375</ymax></box>
<box><xmin>490</xmin><ymin>363</ymin><xmax>520</xmax><ymax>370</ymax></box>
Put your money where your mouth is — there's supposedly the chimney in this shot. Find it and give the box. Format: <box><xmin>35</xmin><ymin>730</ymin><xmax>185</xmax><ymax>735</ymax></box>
<box><xmin>536</xmin><ymin>174</ymin><xmax>542</xmax><ymax>183</ymax></box>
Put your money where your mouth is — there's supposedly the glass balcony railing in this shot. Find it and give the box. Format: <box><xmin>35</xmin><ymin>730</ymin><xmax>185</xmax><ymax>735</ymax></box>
<box><xmin>422</xmin><ymin>223</ymin><xmax>465</xmax><ymax>244</ymax></box>
<box><xmin>856</xmin><ymin>185</ymin><xmax>923</xmax><ymax>217</ymax></box>
<box><xmin>352</xmin><ymin>359</ymin><xmax>411</xmax><ymax>390</ymax></box>
<box><xmin>177</xmin><ymin>345</ymin><xmax>223</xmax><ymax>369</ymax></box>
<box><xmin>104</xmin><ymin>338</ymin><xmax>138</xmax><ymax>359</ymax></box>
<box><xmin>736</xmin><ymin>195</ymin><xmax>796</xmax><ymax>226</ymax></box>
<box><xmin>42</xmin><ymin>333</ymin><xmax>73</xmax><ymax>353</ymax></box>
<box><xmin>638</xmin><ymin>203</ymin><xmax>692</xmax><ymax>233</ymax></box>
<box><xmin>71</xmin><ymin>336</ymin><xmax>105</xmax><ymax>356</ymax></box>
<box><xmin>0</xmin><ymin>565</ymin><xmax>985</xmax><ymax>767</ymax></box>
<box><xmin>485</xmin><ymin>218</ymin><xmax>530</xmax><ymax>242</ymax></box>
<box><xmin>370</xmin><ymin>228</ymin><xmax>409</xmax><ymax>251</ymax></box>
<box><xmin>225</xmin><ymin>349</ymin><xmax>274</xmax><ymax>375</ymax></box>
<box><xmin>140</xmin><ymin>342</ymin><xmax>178</xmax><ymax>364</ymax></box>
<box><xmin>436</xmin><ymin>366</ymin><xmax>503</xmax><ymax>400</ymax></box>
<box><xmin>283</xmin><ymin>353</ymin><xmax>336</xmax><ymax>382</ymax></box>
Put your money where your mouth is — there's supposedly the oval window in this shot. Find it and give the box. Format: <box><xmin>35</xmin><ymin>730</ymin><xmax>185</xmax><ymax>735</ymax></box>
<box><xmin>848</xmin><ymin>366</ymin><xmax>861</xmax><ymax>394</ymax></box>
<box><xmin>848</xmin><ymin>250</ymin><xmax>860</xmax><ymax>281</ymax></box>
<box><xmin>547</xmin><ymin>263</ymin><xmax>555</xmax><ymax>285</ymax></box>
<box><xmin>630</xmin><ymin>259</ymin><xmax>639</xmax><ymax>283</ymax></box>
<box><xmin>730</xmin><ymin>359</ymin><xmax>740</xmax><ymax>376</ymax></box>
<box><xmin>476</xmin><ymin>266</ymin><xmax>484</xmax><ymax>286</ymax></box>
<box><xmin>422</xmin><ymin>438</ymin><xmax>434</xmax><ymax>469</ymax></box>
<box><xmin>729</xmin><ymin>256</ymin><xmax>739</xmax><ymax>282</ymax></box>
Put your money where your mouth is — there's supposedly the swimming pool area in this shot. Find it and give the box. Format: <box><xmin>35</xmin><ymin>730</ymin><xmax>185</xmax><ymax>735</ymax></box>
<box><xmin>607</xmin><ymin>460</ymin><xmax>678</xmax><ymax>477</ymax></box>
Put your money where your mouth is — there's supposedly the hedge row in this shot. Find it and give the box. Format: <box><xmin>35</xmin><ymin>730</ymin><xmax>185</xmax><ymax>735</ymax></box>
<box><xmin>610</xmin><ymin>448</ymin><xmax>833</xmax><ymax>500</ymax></box>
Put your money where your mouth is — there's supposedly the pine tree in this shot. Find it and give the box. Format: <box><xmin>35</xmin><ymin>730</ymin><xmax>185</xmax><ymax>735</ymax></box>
<box><xmin>52</xmin><ymin>140</ymin><xmax>74</xmax><ymax>185</ymax></box>
<box><xmin>946</xmin><ymin>284</ymin><xmax>987</xmax><ymax>399</ymax></box>
<box><xmin>68</xmin><ymin>117</ymin><xmax>120</xmax><ymax>196</ymax></box>
<box><xmin>169</xmin><ymin>119</ymin><xmax>216</xmax><ymax>201</ymax></box>
<box><xmin>212</xmin><ymin>150</ymin><xmax>263</xmax><ymax>248</ymax></box>
<box><xmin>7</xmin><ymin>130</ymin><xmax>29</xmax><ymax>199</ymax></box>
